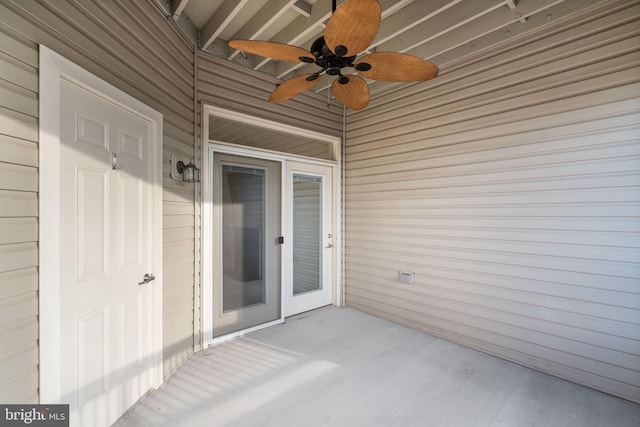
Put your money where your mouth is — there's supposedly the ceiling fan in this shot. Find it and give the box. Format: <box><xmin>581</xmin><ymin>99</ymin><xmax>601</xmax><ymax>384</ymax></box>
<box><xmin>228</xmin><ymin>0</ymin><xmax>439</xmax><ymax>110</ymax></box>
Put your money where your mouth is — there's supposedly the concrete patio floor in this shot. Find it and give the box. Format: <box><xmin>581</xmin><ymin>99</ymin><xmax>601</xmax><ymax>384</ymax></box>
<box><xmin>114</xmin><ymin>306</ymin><xmax>640</xmax><ymax>427</ymax></box>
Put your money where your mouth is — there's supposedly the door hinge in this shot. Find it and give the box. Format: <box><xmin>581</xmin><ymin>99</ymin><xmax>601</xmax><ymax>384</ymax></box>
<box><xmin>277</xmin><ymin>236</ymin><xmax>285</xmax><ymax>245</ymax></box>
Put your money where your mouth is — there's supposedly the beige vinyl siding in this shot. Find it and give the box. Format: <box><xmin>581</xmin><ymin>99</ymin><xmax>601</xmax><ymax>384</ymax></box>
<box><xmin>245</xmin><ymin>138</ymin><xmax>335</xmax><ymax>160</ymax></box>
<box><xmin>0</xmin><ymin>23</ymin><xmax>39</xmax><ymax>404</ymax></box>
<box><xmin>208</xmin><ymin>115</ymin><xmax>338</xmax><ymax>161</ymax></box>
<box><xmin>197</xmin><ymin>52</ymin><xmax>343</xmax><ymax>138</ymax></box>
<box><xmin>345</xmin><ymin>0</ymin><xmax>640</xmax><ymax>403</ymax></box>
<box><xmin>0</xmin><ymin>0</ymin><xmax>196</xmax><ymax>401</ymax></box>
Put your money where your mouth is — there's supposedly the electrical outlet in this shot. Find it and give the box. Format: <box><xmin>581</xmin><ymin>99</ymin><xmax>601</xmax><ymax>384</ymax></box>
<box><xmin>399</xmin><ymin>271</ymin><xmax>414</xmax><ymax>284</ymax></box>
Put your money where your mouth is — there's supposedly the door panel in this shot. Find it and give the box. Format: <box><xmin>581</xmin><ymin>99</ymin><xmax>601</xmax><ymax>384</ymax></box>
<box><xmin>118</xmin><ymin>174</ymin><xmax>143</xmax><ymax>270</ymax></box>
<box><xmin>212</xmin><ymin>153</ymin><xmax>281</xmax><ymax>337</ymax></box>
<box><xmin>76</xmin><ymin>308</ymin><xmax>108</xmax><ymax>407</ymax></box>
<box><xmin>76</xmin><ymin>167</ymin><xmax>108</xmax><ymax>281</ymax></box>
<box><xmin>59</xmin><ymin>78</ymin><xmax>155</xmax><ymax>426</ymax></box>
<box><xmin>285</xmin><ymin>162</ymin><xmax>334</xmax><ymax>316</ymax></box>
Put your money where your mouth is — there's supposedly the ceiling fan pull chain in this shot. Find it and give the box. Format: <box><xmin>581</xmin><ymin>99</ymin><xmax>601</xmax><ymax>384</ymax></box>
<box><xmin>327</xmin><ymin>86</ymin><xmax>331</xmax><ymax>109</ymax></box>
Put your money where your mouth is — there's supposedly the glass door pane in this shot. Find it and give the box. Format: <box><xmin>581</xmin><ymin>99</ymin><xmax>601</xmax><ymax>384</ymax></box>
<box><xmin>222</xmin><ymin>165</ymin><xmax>266</xmax><ymax>310</ymax></box>
<box><xmin>292</xmin><ymin>174</ymin><xmax>323</xmax><ymax>295</ymax></box>
<box><xmin>212</xmin><ymin>153</ymin><xmax>281</xmax><ymax>337</ymax></box>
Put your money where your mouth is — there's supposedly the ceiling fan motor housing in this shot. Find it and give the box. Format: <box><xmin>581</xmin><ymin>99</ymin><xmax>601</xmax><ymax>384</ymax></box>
<box><xmin>310</xmin><ymin>36</ymin><xmax>356</xmax><ymax>76</ymax></box>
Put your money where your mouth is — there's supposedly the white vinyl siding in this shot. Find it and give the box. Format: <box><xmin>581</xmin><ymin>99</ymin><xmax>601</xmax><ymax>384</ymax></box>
<box><xmin>345</xmin><ymin>0</ymin><xmax>640</xmax><ymax>403</ymax></box>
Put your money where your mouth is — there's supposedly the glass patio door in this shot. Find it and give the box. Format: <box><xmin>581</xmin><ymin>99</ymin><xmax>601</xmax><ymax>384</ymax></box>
<box><xmin>212</xmin><ymin>153</ymin><xmax>281</xmax><ymax>337</ymax></box>
<box><xmin>284</xmin><ymin>162</ymin><xmax>334</xmax><ymax>316</ymax></box>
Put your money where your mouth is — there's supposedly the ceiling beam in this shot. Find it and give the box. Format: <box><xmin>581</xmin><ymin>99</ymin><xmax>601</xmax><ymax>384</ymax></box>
<box><xmin>228</xmin><ymin>0</ymin><xmax>300</xmax><ymax>60</ymax></box>
<box><xmin>372</xmin><ymin>0</ymin><xmax>509</xmax><ymax>54</ymax></box>
<box><xmin>367</xmin><ymin>0</ymin><xmax>580</xmax><ymax>97</ymax></box>
<box><xmin>251</xmin><ymin>0</ymin><xmax>340</xmax><ymax>71</ymax></box>
<box><xmin>369</xmin><ymin>0</ymin><xmax>462</xmax><ymax>50</ymax></box>
<box><xmin>201</xmin><ymin>0</ymin><xmax>250</xmax><ymax>49</ymax></box>
<box><xmin>369</xmin><ymin>0</ymin><xmax>605</xmax><ymax>101</ymax></box>
<box><xmin>292</xmin><ymin>0</ymin><xmax>312</xmax><ymax>17</ymax></box>
<box><xmin>506</xmin><ymin>0</ymin><xmax>528</xmax><ymax>23</ymax></box>
<box><xmin>405</xmin><ymin>0</ymin><xmax>564</xmax><ymax>62</ymax></box>
<box><xmin>171</xmin><ymin>0</ymin><xmax>190</xmax><ymax>20</ymax></box>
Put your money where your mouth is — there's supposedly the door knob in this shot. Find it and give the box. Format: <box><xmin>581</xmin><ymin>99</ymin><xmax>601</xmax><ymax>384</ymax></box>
<box><xmin>325</xmin><ymin>243</ymin><xmax>333</xmax><ymax>248</ymax></box>
<box><xmin>138</xmin><ymin>273</ymin><xmax>156</xmax><ymax>285</ymax></box>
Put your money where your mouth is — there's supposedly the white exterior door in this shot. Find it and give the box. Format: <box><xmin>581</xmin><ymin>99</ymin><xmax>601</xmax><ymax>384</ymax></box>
<box><xmin>39</xmin><ymin>47</ymin><xmax>162</xmax><ymax>427</ymax></box>
<box><xmin>284</xmin><ymin>162</ymin><xmax>335</xmax><ymax>316</ymax></box>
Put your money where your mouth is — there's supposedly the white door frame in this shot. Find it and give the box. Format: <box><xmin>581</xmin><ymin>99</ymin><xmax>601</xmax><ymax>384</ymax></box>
<box><xmin>39</xmin><ymin>46</ymin><xmax>164</xmax><ymax>403</ymax></box>
<box><xmin>201</xmin><ymin>104</ymin><xmax>342</xmax><ymax>348</ymax></box>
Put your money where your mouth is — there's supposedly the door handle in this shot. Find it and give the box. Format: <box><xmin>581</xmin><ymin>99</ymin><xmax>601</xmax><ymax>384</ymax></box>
<box><xmin>138</xmin><ymin>273</ymin><xmax>156</xmax><ymax>285</ymax></box>
<box><xmin>325</xmin><ymin>243</ymin><xmax>333</xmax><ymax>248</ymax></box>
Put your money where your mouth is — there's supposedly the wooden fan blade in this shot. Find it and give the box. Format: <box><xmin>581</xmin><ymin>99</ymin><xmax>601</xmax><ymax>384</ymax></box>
<box><xmin>355</xmin><ymin>52</ymin><xmax>439</xmax><ymax>82</ymax></box>
<box><xmin>325</xmin><ymin>0</ymin><xmax>381</xmax><ymax>57</ymax></box>
<box><xmin>332</xmin><ymin>75</ymin><xmax>369</xmax><ymax>110</ymax></box>
<box><xmin>269</xmin><ymin>74</ymin><xmax>321</xmax><ymax>104</ymax></box>
<box><xmin>229</xmin><ymin>40</ymin><xmax>315</xmax><ymax>63</ymax></box>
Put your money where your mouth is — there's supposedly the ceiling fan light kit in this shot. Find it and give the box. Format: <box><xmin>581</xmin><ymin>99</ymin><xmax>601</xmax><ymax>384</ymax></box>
<box><xmin>228</xmin><ymin>0</ymin><xmax>439</xmax><ymax>110</ymax></box>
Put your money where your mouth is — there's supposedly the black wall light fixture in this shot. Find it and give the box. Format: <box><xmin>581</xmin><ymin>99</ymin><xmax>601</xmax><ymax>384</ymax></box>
<box><xmin>176</xmin><ymin>160</ymin><xmax>200</xmax><ymax>183</ymax></box>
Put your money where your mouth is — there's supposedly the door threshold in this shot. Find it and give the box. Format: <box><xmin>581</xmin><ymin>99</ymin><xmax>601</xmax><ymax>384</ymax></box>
<box><xmin>208</xmin><ymin>318</ymin><xmax>285</xmax><ymax>347</ymax></box>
